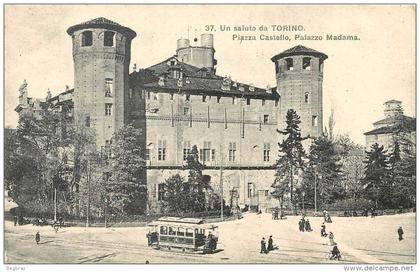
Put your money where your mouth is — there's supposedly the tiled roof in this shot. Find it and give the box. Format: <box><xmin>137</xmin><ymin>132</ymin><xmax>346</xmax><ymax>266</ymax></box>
<box><xmin>67</xmin><ymin>17</ymin><xmax>136</xmax><ymax>39</ymax></box>
<box><xmin>384</xmin><ymin>99</ymin><xmax>402</xmax><ymax>104</ymax></box>
<box><xmin>365</xmin><ymin>117</ymin><xmax>416</xmax><ymax>136</ymax></box>
<box><xmin>372</xmin><ymin>115</ymin><xmax>415</xmax><ymax>126</ymax></box>
<box><xmin>271</xmin><ymin>45</ymin><xmax>328</xmax><ymax>62</ymax></box>
<box><xmin>146</xmin><ymin>56</ymin><xmax>218</xmax><ymax>78</ymax></box>
<box><xmin>130</xmin><ymin>57</ymin><xmax>278</xmax><ymax>99</ymax></box>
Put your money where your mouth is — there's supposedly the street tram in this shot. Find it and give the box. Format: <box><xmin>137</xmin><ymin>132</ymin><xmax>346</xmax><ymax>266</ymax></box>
<box><xmin>147</xmin><ymin>217</ymin><xmax>219</xmax><ymax>254</ymax></box>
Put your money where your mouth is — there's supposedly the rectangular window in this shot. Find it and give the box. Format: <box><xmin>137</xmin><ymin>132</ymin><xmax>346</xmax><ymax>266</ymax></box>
<box><xmin>103</xmin><ymin>172</ymin><xmax>112</xmax><ymax>182</ymax></box>
<box><xmin>147</xmin><ymin>91</ymin><xmax>151</xmax><ymax>100</ymax></box>
<box><xmin>312</xmin><ymin>115</ymin><xmax>318</xmax><ymax>127</ymax></box>
<box><xmin>104</xmin><ymin>31</ymin><xmax>115</xmax><ymax>47</ymax></box>
<box><xmin>173</xmin><ymin>70</ymin><xmax>180</xmax><ymax>79</ymax></box>
<box><xmin>305</xmin><ymin>93</ymin><xmax>310</xmax><ymax>103</ymax></box>
<box><xmin>275</xmin><ymin>99</ymin><xmax>279</xmax><ymax>107</ymax></box>
<box><xmin>217</xmin><ymin>96</ymin><xmax>221</xmax><ymax>103</ymax></box>
<box><xmin>262</xmin><ymin>99</ymin><xmax>266</xmax><ymax>106</ymax></box>
<box><xmin>202</xmin><ymin>95</ymin><xmax>207</xmax><ymax>102</ymax></box>
<box><xmin>232</xmin><ymin>97</ymin><xmax>235</xmax><ymax>104</ymax></box>
<box><xmin>105</xmin><ymin>103</ymin><xmax>113</xmax><ymax>116</ymax></box>
<box><xmin>264</xmin><ymin>190</ymin><xmax>269</xmax><ymax>196</ymax></box>
<box><xmin>158</xmin><ymin>140</ymin><xmax>166</xmax><ymax>161</ymax></box>
<box><xmin>183</xmin><ymin>141</ymin><xmax>191</xmax><ymax>160</ymax></box>
<box><xmin>105</xmin><ymin>78</ymin><xmax>113</xmax><ymax>97</ymax></box>
<box><xmin>85</xmin><ymin>116</ymin><xmax>90</xmax><ymax>127</ymax></box>
<box><xmin>183</xmin><ymin>107</ymin><xmax>190</xmax><ymax>115</ymax></box>
<box><xmin>185</xmin><ymin>94</ymin><xmax>190</xmax><ymax>101</ymax></box>
<box><xmin>286</xmin><ymin>58</ymin><xmax>294</xmax><ymax>71</ymax></box>
<box><xmin>200</xmin><ymin>141</ymin><xmax>212</xmax><ymax>162</ymax></box>
<box><xmin>81</xmin><ymin>31</ymin><xmax>93</xmax><ymax>47</ymax></box>
<box><xmin>263</xmin><ymin>143</ymin><xmax>270</xmax><ymax>162</ymax></box>
<box><xmin>145</xmin><ymin>149</ymin><xmax>150</xmax><ymax>160</ymax></box>
<box><xmin>303</xmin><ymin>57</ymin><xmax>311</xmax><ymax>70</ymax></box>
<box><xmin>263</xmin><ymin>115</ymin><xmax>269</xmax><ymax>124</ymax></box>
<box><xmin>247</xmin><ymin>183</ymin><xmax>254</xmax><ymax>198</ymax></box>
<box><xmin>170</xmin><ymin>93</ymin><xmax>174</xmax><ymax>100</ymax></box>
<box><xmin>158</xmin><ymin>183</ymin><xmax>166</xmax><ymax>201</ymax></box>
<box><xmin>246</xmin><ymin>98</ymin><xmax>251</xmax><ymax>105</ymax></box>
<box><xmin>228</xmin><ymin>142</ymin><xmax>236</xmax><ymax>162</ymax></box>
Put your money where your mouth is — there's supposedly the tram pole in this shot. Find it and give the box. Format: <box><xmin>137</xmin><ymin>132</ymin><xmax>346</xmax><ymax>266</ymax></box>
<box><xmin>220</xmin><ymin>143</ymin><xmax>224</xmax><ymax>221</ymax></box>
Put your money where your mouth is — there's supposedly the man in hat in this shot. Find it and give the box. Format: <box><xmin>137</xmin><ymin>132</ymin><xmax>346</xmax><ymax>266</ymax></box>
<box><xmin>398</xmin><ymin>226</ymin><xmax>404</xmax><ymax>241</ymax></box>
<box><xmin>267</xmin><ymin>235</ymin><xmax>274</xmax><ymax>252</ymax></box>
<box><xmin>35</xmin><ymin>231</ymin><xmax>40</xmax><ymax>245</ymax></box>
<box><xmin>321</xmin><ymin>223</ymin><xmax>327</xmax><ymax>237</ymax></box>
<box><xmin>260</xmin><ymin>237</ymin><xmax>267</xmax><ymax>254</ymax></box>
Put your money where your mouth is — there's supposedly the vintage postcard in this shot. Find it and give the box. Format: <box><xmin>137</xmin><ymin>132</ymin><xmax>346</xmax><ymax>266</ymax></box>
<box><xmin>3</xmin><ymin>3</ymin><xmax>416</xmax><ymax>270</ymax></box>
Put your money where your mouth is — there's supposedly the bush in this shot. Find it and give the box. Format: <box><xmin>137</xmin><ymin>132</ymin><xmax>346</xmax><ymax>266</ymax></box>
<box><xmin>321</xmin><ymin>198</ymin><xmax>374</xmax><ymax>211</ymax></box>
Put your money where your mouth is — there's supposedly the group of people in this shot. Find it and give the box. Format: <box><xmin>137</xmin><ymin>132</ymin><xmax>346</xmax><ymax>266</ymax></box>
<box><xmin>260</xmin><ymin>235</ymin><xmax>275</xmax><ymax>254</ymax></box>
<box><xmin>271</xmin><ymin>209</ymin><xmax>285</xmax><ymax>220</ymax></box>
<box><xmin>298</xmin><ymin>216</ymin><xmax>312</xmax><ymax>232</ymax></box>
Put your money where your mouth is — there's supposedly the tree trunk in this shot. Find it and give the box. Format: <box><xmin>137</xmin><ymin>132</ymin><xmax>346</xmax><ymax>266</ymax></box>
<box><xmin>290</xmin><ymin>166</ymin><xmax>294</xmax><ymax>214</ymax></box>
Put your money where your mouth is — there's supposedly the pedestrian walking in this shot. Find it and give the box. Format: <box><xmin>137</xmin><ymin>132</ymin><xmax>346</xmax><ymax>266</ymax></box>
<box><xmin>260</xmin><ymin>237</ymin><xmax>267</xmax><ymax>254</ymax></box>
<box><xmin>35</xmin><ymin>231</ymin><xmax>40</xmax><ymax>245</ymax></box>
<box><xmin>321</xmin><ymin>223</ymin><xmax>327</xmax><ymax>237</ymax></box>
<box><xmin>305</xmin><ymin>219</ymin><xmax>312</xmax><ymax>232</ymax></box>
<box><xmin>328</xmin><ymin>231</ymin><xmax>336</xmax><ymax>246</ymax></box>
<box><xmin>267</xmin><ymin>235</ymin><xmax>274</xmax><ymax>252</ymax></box>
<box><xmin>398</xmin><ymin>226</ymin><xmax>404</xmax><ymax>241</ymax></box>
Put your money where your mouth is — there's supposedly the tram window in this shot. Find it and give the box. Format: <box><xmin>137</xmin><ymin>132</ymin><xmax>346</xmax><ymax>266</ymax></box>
<box><xmin>160</xmin><ymin>226</ymin><xmax>167</xmax><ymax>235</ymax></box>
<box><xmin>186</xmin><ymin>229</ymin><xmax>193</xmax><ymax>237</ymax></box>
<box><xmin>169</xmin><ymin>227</ymin><xmax>176</xmax><ymax>235</ymax></box>
<box><xmin>177</xmin><ymin>228</ymin><xmax>185</xmax><ymax>236</ymax></box>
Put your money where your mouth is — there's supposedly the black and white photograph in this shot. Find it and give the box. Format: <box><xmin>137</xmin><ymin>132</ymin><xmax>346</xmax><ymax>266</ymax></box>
<box><xmin>2</xmin><ymin>3</ymin><xmax>417</xmax><ymax>270</ymax></box>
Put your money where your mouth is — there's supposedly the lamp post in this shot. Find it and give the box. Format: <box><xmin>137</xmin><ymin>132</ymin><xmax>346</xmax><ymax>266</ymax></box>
<box><xmin>314</xmin><ymin>173</ymin><xmax>322</xmax><ymax>213</ymax></box>
<box><xmin>302</xmin><ymin>191</ymin><xmax>305</xmax><ymax>212</ymax></box>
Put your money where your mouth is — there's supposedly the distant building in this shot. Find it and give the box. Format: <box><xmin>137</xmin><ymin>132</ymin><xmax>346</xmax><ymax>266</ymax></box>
<box><xmin>15</xmin><ymin>17</ymin><xmax>329</xmax><ymax>213</ymax></box>
<box><xmin>364</xmin><ymin>100</ymin><xmax>416</xmax><ymax>153</ymax></box>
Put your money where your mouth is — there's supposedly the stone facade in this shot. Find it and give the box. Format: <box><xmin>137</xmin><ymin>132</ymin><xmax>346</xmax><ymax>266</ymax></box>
<box><xmin>364</xmin><ymin>100</ymin><xmax>416</xmax><ymax>154</ymax></box>
<box><xmin>67</xmin><ymin>18</ymin><xmax>136</xmax><ymax>147</ymax></box>
<box><xmin>271</xmin><ymin>45</ymin><xmax>327</xmax><ymax>139</ymax></box>
<box><xmin>16</xmin><ymin>18</ymin><xmax>329</xmax><ymax>213</ymax></box>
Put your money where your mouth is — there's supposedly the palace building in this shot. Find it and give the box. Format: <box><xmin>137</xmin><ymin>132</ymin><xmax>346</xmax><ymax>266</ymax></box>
<box><xmin>15</xmin><ymin>17</ymin><xmax>328</xmax><ymax>213</ymax></box>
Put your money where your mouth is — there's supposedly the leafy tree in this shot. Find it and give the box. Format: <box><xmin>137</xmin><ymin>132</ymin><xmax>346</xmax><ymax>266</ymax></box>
<box><xmin>362</xmin><ymin>143</ymin><xmax>389</xmax><ymax>208</ymax></box>
<box><xmin>273</xmin><ymin>109</ymin><xmax>306</xmax><ymax>211</ymax></box>
<box><xmin>302</xmin><ymin>135</ymin><xmax>345</xmax><ymax>208</ymax></box>
<box><xmin>387</xmin><ymin>140</ymin><xmax>416</xmax><ymax>208</ymax></box>
<box><xmin>6</xmin><ymin>109</ymin><xmax>66</xmax><ymax>215</ymax></box>
<box><xmin>107</xmin><ymin>124</ymin><xmax>146</xmax><ymax>215</ymax></box>
<box><xmin>184</xmin><ymin>145</ymin><xmax>210</xmax><ymax>212</ymax></box>
<box><xmin>161</xmin><ymin>174</ymin><xmax>186</xmax><ymax>213</ymax></box>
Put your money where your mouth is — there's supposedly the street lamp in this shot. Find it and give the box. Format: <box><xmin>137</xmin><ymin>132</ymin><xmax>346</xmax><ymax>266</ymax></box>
<box><xmin>302</xmin><ymin>191</ymin><xmax>306</xmax><ymax>212</ymax></box>
<box><xmin>314</xmin><ymin>173</ymin><xmax>322</xmax><ymax>213</ymax></box>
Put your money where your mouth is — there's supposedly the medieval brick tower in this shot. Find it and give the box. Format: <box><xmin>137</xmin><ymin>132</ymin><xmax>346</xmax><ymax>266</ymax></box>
<box><xmin>67</xmin><ymin>17</ymin><xmax>137</xmax><ymax>147</ymax></box>
<box><xmin>271</xmin><ymin>45</ymin><xmax>328</xmax><ymax>138</ymax></box>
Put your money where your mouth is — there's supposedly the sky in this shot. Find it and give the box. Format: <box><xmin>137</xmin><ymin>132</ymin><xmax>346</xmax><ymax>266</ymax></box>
<box><xmin>4</xmin><ymin>5</ymin><xmax>416</xmax><ymax>145</ymax></box>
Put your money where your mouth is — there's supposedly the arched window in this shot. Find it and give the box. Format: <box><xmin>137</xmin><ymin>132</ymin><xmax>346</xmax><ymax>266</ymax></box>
<box><xmin>304</xmin><ymin>92</ymin><xmax>310</xmax><ymax>103</ymax></box>
<box><xmin>104</xmin><ymin>31</ymin><xmax>115</xmax><ymax>46</ymax></box>
<box><xmin>285</xmin><ymin>58</ymin><xmax>294</xmax><ymax>71</ymax></box>
<box><xmin>81</xmin><ymin>31</ymin><xmax>93</xmax><ymax>47</ymax></box>
<box><xmin>303</xmin><ymin>57</ymin><xmax>311</xmax><ymax>70</ymax></box>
